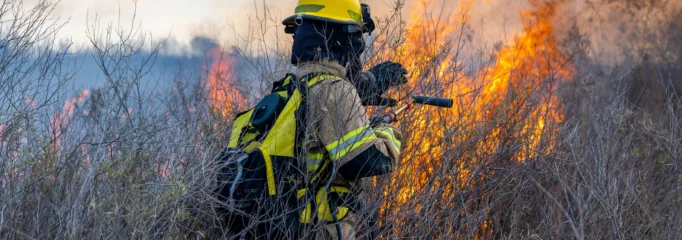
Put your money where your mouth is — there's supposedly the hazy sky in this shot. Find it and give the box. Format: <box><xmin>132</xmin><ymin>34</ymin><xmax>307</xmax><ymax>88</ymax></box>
<box><xmin>11</xmin><ymin>0</ymin><xmax>678</xmax><ymax>94</ymax></box>
<box><xmin>17</xmin><ymin>0</ymin><xmax>548</xmax><ymax>90</ymax></box>
<box><xmin>25</xmin><ymin>0</ymin><xmax>299</xmax><ymax>54</ymax></box>
<box><xmin>20</xmin><ymin>0</ymin><xmax>543</xmax><ymax>56</ymax></box>
<box><xmin>18</xmin><ymin>0</ymin><xmax>659</xmax><ymax>93</ymax></box>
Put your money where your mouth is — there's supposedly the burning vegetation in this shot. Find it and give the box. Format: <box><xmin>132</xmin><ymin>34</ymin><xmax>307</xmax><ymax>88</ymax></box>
<box><xmin>201</xmin><ymin>0</ymin><xmax>573</xmax><ymax>236</ymax></box>
<box><xmin>365</xmin><ymin>0</ymin><xmax>573</xmax><ymax>237</ymax></box>
<box><xmin>197</xmin><ymin>0</ymin><xmax>682</xmax><ymax>238</ymax></box>
<box><xmin>205</xmin><ymin>46</ymin><xmax>247</xmax><ymax>119</ymax></box>
<box><xmin>1</xmin><ymin>0</ymin><xmax>681</xmax><ymax>239</ymax></box>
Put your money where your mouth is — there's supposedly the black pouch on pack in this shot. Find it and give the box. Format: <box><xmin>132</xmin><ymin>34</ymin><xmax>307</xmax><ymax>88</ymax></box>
<box><xmin>215</xmin><ymin>149</ymin><xmax>267</xmax><ymax>213</ymax></box>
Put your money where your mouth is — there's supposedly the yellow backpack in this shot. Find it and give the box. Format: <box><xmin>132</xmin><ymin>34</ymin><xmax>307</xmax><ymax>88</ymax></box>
<box><xmin>215</xmin><ymin>72</ymin><xmax>333</xmax><ymax>217</ymax></box>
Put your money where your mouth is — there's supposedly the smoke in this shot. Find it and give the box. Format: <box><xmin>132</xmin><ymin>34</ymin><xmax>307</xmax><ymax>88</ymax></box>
<box><xmin>463</xmin><ymin>0</ymin><xmax>532</xmax><ymax>47</ymax></box>
<box><xmin>414</xmin><ymin>0</ymin><xmax>682</xmax><ymax>66</ymax></box>
<box><xmin>18</xmin><ymin>0</ymin><xmax>681</xmax><ymax>92</ymax></box>
<box><xmin>568</xmin><ymin>0</ymin><xmax>682</xmax><ymax>65</ymax></box>
<box><xmin>19</xmin><ymin>0</ymin><xmax>679</xmax><ymax>63</ymax></box>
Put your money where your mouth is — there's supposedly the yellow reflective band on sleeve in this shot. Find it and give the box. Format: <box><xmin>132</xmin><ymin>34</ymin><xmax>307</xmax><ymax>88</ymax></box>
<box><xmin>311</xmin><ymin>161</ymin><xmax>329</xmax><ymax>183</ymax></box>
<box><xmin>259</xmin><ymin>147</ymin><xmax>277</xmax><ymax>196</ymax></box>
<box><xmin>325</xmin><ymin>125</ymin><xmax>377</xmax><ymax>161</ymax></box>
<box><xmin>375</xmin><ymin>128</ymin><xmax>401</xmax><ymax>155</ymax></box>
<box><xmin>306</xmin><ymin>152</ymin><xmax>330</xmax><ymax>182</ymax></box>
<box><xmin>307</xmin><ymin>153</ymin><xmax>325</xmax><ymax>172</ymax></box>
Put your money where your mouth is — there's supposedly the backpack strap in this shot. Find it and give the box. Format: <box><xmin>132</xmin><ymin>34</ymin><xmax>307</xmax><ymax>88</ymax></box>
<box><xmin>273</xmin><ymin>72</ymin><xmax>335</xmax><ymax>96</ymax></box>
<box><xmin>271</xmin><ymin>73</ymin><xmax>296</xmax><ymax>94</ymax></box>
<box><xmin>293</xmin><ymin>72</ymin><xmax>329</xmax><ymax>161</ymax></box>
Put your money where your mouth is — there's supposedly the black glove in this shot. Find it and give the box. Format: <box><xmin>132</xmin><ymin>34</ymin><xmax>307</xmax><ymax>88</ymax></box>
<box><xmin>367</xmin><ymin>61</ymin><xmax>408</xmax><ymax>92</ymax></box>
<box><xmin>351</xmin><ymin>61</ymin><xmax>408</xmax><ymax>106</ymax></box>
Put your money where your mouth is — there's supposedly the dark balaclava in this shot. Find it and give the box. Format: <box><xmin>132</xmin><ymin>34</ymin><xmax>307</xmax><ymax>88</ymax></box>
<box><xmin>290</xmin><ymin>20</ymin><xmax>365</xmax><ymax>69</ymax></box>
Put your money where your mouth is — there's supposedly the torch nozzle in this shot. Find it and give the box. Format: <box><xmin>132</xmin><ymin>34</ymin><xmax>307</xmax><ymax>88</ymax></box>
<box><xmin>411</xmin><ymin>95</ymin><xmax>454</xmax><ymax>108</ymax></box>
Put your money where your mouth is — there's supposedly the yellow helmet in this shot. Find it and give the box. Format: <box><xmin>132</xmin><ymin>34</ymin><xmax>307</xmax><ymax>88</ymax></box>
<box><xmin>282</xmin><ymin>0</ymin><xmax>363</xmax><ymax>29</ymax></box>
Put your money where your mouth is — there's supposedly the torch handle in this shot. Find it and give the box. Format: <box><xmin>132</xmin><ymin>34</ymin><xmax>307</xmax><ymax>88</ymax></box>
<box><xmin>369</xmin><ymin>102</ymin><xmax>413</xmax><ymax>125</ymax></box>
<box><xmin>368</xmin><ymin>95</ymin><xmax>452</xmax><ymax>125</ymax></box>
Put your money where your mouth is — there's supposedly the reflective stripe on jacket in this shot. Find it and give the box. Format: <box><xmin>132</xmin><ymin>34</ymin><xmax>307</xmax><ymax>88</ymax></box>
<box><xmin>296</xmin><ymin>61</ymin><xmax>402</xmax><ymax>186</ymax></box>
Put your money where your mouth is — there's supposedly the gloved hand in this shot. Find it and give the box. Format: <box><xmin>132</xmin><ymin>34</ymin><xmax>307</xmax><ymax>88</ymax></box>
<box><xmin>367</xmin><ymin>61</ymin><xmax>408</xmax><ymax>93</ymax></box>
<box><xmin>351</xmin><ymin>61</ymin><xmax>408</xmax><ymax>106</ymax></box>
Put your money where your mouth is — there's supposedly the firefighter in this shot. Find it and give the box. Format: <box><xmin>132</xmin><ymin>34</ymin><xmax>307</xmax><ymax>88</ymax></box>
<box><xmin>282</xmin><ymin>0</ymin><xmax>407</xmax><ymax>239</ymax></box>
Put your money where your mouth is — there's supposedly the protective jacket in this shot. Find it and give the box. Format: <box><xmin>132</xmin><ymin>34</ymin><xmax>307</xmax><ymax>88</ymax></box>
<box><xmin>217</xmin><ymin>60</ymin><xmax>401</xmax><ymax>239</ymax></box>
<box><xmin>300</xmin><ymin>61</ymin><xmax>401</xmax><ymax>184</ymax></box>
<box><xmin>295</xmin><ymin>61</ymin><xmax>402</xmax><ymax>226</ymax></box>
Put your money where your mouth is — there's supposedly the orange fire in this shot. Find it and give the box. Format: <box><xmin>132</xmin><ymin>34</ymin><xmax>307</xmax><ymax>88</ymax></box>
<box><xmin>374</xmin><ymin>0</ymin><xmax>571</xmax><ymax>236</ymax></box>
<box><xmin>205</xmin><ymin>47</ymin><xmax>246</xmax><ymax>119</ymax></box>
<box><xmin>206</xmin><ymin>0</ymin><xmax>569</xmax><ymax>235</ymax></box>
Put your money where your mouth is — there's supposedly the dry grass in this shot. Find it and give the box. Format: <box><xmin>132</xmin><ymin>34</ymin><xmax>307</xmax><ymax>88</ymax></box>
<box><xmin>1</xmin><ymin>0</ymin><xmax>680</xmax><ymax>239</ymax></box>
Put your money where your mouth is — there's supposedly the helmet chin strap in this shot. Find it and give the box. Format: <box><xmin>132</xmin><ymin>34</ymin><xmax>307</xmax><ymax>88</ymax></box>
<box><xmin>361</xmin><ymin>3</ymin><xmax>375</xmax><ymax>35</ymax></box>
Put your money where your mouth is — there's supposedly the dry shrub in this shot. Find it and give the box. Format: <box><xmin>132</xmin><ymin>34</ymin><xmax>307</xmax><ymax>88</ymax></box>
<box><xmin>1</xmin><ymin>0</ymin><xmax>681</xmax><ymax>239</ymax></box>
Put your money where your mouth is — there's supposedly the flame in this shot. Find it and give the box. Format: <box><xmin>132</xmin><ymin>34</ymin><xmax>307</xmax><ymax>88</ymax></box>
<box><xmin>480</xmin><ymin>0</ymin><xmax>569</xmax><ymax>160</ymax></box>
<box><xmin>205</xmin><ymin>47</ymin><xmax>247</xmax><ymax>118</ymax></box>
<box><xmin>49</xmin><ymin>90</ymin><xmax>89</xmax><ymax>154</ymax></box>
<box><xmin>375</xmin><ymin>0</ymin><xmax>571</xmax><ymax>236</ymax></box>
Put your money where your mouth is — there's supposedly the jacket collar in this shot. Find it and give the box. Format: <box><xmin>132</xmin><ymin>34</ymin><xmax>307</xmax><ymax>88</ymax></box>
<box><xmin>295</xmin><ymin>61</ymin><xmax>347</xmax><ymax>79</ymax></box>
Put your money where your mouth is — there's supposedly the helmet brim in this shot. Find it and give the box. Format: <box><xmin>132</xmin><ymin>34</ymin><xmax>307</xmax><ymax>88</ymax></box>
<box><xmin>282</xmin><ymin>14</ymin><xmax>360</xmax><ymax>27</ymax></box>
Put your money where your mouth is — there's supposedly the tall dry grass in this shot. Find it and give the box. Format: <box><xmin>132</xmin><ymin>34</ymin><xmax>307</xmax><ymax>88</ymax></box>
<box><xmin>1</xmin><ymin>0</ymin><xmax>680</xmax><ymax>239</ymax></box>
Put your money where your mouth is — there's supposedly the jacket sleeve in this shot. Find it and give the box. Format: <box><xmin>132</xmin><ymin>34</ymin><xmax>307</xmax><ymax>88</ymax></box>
<box><xmin>314</xmin><ymin>79</ymin><xmax>402</xmax><ymax>181</ymax></box>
